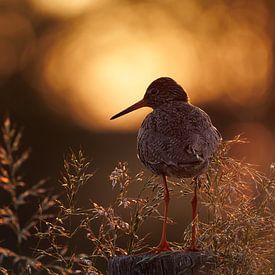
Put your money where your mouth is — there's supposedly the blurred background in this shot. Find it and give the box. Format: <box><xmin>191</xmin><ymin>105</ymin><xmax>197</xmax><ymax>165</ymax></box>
<box><xmin>0</xmin><ymin>0</ymin><xmax>274</xmax><ymax>247</ymax></box>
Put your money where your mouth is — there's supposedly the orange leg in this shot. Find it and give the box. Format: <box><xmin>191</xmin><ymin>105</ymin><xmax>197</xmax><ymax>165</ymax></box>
<box><xmin>190</xmin><ymin>180</ymin><xmax>199</xmax><ymax>251</ymax></box>
<box><xmin>147</xmin><ymin>175</ymin><xmax>171</xmax><ymax>253</ymax></box>
<box><xmin>135</xmin><ymin>175</ymin><xmax>172</xmax><ymax>255</ymax></box>
<box><xmin>156</xmin><ymin>175</ymin><xmax>171</xmax><ymax>251</ymax></box>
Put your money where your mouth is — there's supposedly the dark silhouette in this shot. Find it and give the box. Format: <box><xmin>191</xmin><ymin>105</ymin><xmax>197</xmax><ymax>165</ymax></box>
<box><xmin>111</xmin><ymin>77</ymin><xmax>221</xmax><ymax>252</ymax></box>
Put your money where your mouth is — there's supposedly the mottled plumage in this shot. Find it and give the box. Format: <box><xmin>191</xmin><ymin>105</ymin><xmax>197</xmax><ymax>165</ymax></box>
<box><xmin>111</xmin><ymin>77</ymin><xmax>221</xmax><ymax>252</ymax></box>
<box><xmin>137</xmin><ymin>100</ymin><xmax>220</xmax><ymax>178</ymax></box>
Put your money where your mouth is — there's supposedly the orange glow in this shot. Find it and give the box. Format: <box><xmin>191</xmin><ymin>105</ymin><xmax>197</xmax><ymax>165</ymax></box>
<box><xmin>27</xmin><ymin>1</ymin><xmax>273</xmax><ymax>131</ymax></box>
<box><xmin>0</xmin><ymin>12</ymin><xmax>34</xmax><ymax>78</ymax></box>
<box><xmin>28</xmin><ymin>0</ymin><xmax>96</xmax><ymax>18</ymax></box>
<box><xmin>229</xmin><ymin>123</ymin><xmax>275</xmax><ymax>167</ymax></box>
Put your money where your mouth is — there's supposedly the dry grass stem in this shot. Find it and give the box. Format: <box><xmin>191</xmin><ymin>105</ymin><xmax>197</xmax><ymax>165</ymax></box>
<box><xmin>0</xmin><ymin>119</ymin><xmax>274</xmax><ymax>274</ymax></box>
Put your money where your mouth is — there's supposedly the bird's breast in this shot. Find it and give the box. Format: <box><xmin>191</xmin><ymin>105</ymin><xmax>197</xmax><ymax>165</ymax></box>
<box><xmin>137</xmin><ymin>102</ymin><xmax>221</xmax><ymax>178</ymax></box>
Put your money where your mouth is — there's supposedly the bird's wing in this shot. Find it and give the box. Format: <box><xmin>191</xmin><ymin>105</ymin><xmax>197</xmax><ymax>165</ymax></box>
<box><xmin>138</xmin><ymin>129</ymin><xmax>204</xmax><ymax>168</ymax></box>
<box><xmin>138</xmin><ymin>103</ymin><xmax>221</xmax><ymax>168</ymax></box>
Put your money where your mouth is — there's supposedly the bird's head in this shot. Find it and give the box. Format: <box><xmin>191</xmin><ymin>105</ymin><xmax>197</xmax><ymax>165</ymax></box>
<box><xmin>144</xmin><ymin>77</ymin><xmax>188</xmax><ymax>108</ymax></box>
<box><xmin>110</xmin><ymin>77</ymin><xmax>188</xmax><ymax>120</ymax></box>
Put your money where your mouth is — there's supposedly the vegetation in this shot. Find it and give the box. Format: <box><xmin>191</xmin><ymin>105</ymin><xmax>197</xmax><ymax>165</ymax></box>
<box><xmin>0</xmin><ymin>118</ymin><xmax>274</xmax><ymax>274</ymax></box>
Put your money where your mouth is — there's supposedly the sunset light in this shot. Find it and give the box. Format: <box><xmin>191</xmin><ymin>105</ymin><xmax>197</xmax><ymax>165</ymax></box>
<box><xmin>28</xmin><ymin>0</ymin><xmax>95</xmax><ymax>18</ymax></box>
<box><xmin>0</xmin><ymin>1</ymin><xmax>274</xmax><ymax>273</ymax></box>
<box><xmin>0</xmin><ymin>0</ymin><xmax>274</xmax><ymax>161</ymax></box>
<box><xmin>25</xmin><ymin>1</ymin><xmax>273</xmax><ymax>131</ymax></box>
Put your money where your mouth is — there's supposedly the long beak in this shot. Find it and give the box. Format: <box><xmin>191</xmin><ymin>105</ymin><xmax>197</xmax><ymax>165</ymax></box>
<box><xmin>110</xmin><ymin>99</ymin><xmax>147</xmax><ymax>120</ymax></box>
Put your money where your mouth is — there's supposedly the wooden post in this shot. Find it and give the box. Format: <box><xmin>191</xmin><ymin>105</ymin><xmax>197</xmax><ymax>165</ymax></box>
<box><xmin>108</xmin><ymin>251</ymin><xmax>216</xmax><ymax>275</ymax></box>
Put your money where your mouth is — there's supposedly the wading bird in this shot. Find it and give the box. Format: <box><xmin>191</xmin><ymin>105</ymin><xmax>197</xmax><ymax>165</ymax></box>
<box><xmin>111</xmin><ymin>77</ymin><xmax>221</xmax><ymax>252</ymax></box>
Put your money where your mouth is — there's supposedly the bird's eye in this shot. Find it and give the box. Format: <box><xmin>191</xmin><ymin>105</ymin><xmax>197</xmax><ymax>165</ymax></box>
<box><xmin>150</xmin><ymin>88</ymin><xmax>159</xmax><ymax>95</ymax></box>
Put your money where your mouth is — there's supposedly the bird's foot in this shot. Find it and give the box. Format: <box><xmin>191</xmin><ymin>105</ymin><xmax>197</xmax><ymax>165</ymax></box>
<box><xmin>148</xmin><ymin>241</ymin><xmax>172</xmax><ymax>254</ymax></box>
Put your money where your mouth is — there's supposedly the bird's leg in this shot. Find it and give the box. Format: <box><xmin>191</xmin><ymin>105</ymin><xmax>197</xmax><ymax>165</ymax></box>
<box><xmin>190</xmin><ymin>177</ymin><xmax>199</xmax><ymax>251</ymax></box>
<box><xmin>136</xmin><ymin>175</ymin><xmax>172</xmax><ymax>255</ymax></box>
<box><xmin>155</xmin><ymin>174</ymin><xmax>171</xmax><ymax>251</ymax></box>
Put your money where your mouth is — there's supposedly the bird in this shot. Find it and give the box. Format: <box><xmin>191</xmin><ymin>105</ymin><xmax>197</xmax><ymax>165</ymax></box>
<box><xmin>110</xmin><ymin>77</ymin><xmax>221</xmax><ymax>253</ymax></box>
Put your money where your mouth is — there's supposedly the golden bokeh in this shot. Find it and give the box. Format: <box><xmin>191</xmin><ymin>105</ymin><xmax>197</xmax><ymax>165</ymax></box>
<box><xmin>28</xmin><ymin>0</ymin><xmax>96</xmax><ymax>18</ymax></box>
<box><xmin>0</xmin><ymin>11</ymin><xmax>34</xmax><ymax>78</ymax></box>
<box><xmin>24</xmin><ymin>0</ymin><xmax>273</xmax><ymax>131</ymax></box>
<box><xmin>229</xmin><ymin>122</ymin><xmax>275</xmax><ymax>168</ymax></box>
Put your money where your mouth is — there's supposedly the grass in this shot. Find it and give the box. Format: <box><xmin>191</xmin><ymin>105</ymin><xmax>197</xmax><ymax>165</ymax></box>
<box><xmin>0</xmin><ymin>117</ymin><xmax>274</xmax><ymax>274</ymax></box>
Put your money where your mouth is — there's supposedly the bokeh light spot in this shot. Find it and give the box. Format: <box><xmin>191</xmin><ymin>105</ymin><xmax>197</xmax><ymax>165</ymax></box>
<box><xmin>27</xmin><ymin>1</ymin><xmax>273</xmax><ymax>132</ymax></box>
<box><xmin>0</xmin><ymin>11</ymin><xmax>34</xmax><ymax>79</ymax></box>
<box><xmin>28</xmin><ymin>0</ymin><xmax>97</xmax><ymax>18</ymax></box>
<box><xmin>229</xmin><ymin>123</ymin><xmax>274</xmax><ymax>168</ymax></box>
